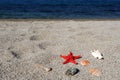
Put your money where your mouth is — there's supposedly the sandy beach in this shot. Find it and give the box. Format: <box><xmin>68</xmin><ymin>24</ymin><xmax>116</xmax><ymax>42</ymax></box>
<box><xmin>0</xmin><ymin>20</ymin><xmax>120</xmax><ymax>80</ymax></box>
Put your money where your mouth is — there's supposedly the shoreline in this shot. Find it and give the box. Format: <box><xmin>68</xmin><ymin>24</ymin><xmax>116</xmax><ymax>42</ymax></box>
<box><xmin>0</xmin><ymin>18</ymin><xmax>120</xmax><ymax>21</ymax></box>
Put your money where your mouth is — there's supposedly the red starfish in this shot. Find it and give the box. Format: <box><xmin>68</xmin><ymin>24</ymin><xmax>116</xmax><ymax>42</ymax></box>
<box><xmin>60</xmin><ymin>52</ymin><xmax>81</xmax><ymax>64</ymax></box>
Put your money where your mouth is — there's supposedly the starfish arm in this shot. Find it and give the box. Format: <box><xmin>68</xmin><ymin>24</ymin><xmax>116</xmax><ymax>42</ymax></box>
<box><xmin>60</xmin><ymin>55</ymin><xmax>68</xmax><ymax>59</ymax></box>
<box><xmin>73</xmin><ymin>55</ymin><xmax>81</xmax><ymax>59</ymax></box>
<box><xmin>62</xmin><ymin>60</ymin><xmax>69</xmax><ymax>64</ymax></box>
<box><xmin>68</xmin><ymin>52</ymin><xmax>73</xmax><ymax>56</ymax></box>
<box><xmin>69</xmin><ymin>59</ymin><xmax>77</xmax><ymax>64</ymax></box>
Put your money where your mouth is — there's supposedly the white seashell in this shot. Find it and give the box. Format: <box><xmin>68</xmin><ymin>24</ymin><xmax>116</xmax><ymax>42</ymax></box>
<box><xmin>91</xmin><ymin>50</ymin><xmax>104</xmax><ymax>59</ymax></box>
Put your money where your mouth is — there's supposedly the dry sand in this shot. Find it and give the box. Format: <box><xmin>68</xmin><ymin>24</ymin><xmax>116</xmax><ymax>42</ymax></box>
<box><xmin>0</xmin><ymin>20</ymin><xmax>120</xmax><ymax>80</ymax></box>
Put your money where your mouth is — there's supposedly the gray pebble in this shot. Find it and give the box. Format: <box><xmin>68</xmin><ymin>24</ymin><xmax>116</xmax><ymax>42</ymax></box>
<box><xmin>65</xmin><ymin>68</ymin><xmax>79</xmax><ymax>76</ymax></box>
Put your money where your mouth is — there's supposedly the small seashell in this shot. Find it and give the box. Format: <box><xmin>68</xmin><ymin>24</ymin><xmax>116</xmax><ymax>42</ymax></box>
<box><xmin>35</xmin><ymin>64</ymin><xmax>52</xmax><ymax>72</ymax></box>
<box><xmin>89</xmin><ymin>68</ymin><xmax>101</xmax><ymax>76</ymax></box>
<box><xmin>91</xmin><ymin>50</ymin><xmax>104</xmax><ymax>60</ymax></box>
<box><xmin>80</xmin><ymin>60</ymin><xmax>90</xmax><ymax>66</ymax></box>
<box><xmin>44</xmin><ymin>67</ymin><xmax>52</xmax><ymax>72</ymax></box>
<box><xmin>65</xmin><ymin>68</ymin><xmax>79</xmax><ymax>76</ymax></box>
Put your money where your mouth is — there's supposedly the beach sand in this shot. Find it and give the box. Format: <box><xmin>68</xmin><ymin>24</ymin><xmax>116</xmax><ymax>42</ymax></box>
<box><xmin>0</xmin><ymin>20</ymin><xmax>120</xmax><ymax>80</ymax></box>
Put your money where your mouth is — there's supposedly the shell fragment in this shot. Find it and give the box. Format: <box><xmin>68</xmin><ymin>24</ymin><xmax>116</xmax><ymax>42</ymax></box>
<box><xmin>35</xmin><ymin>64</ymin><xmax>52</xmax><ymax>72</ymax></box>
<box><xmin>91</xmin><ymin>50</ymin><xmax>104</xmax><ymax>59</ymax></box>
<box><xmin>89</xmin><ymin>68</ymin><xmax>101</xmax><ymax>76</ymax></box>
<box><xmin>80</xmin><ymin>60</ymin><xmax>90</xmax><ymax>66</ymax></box>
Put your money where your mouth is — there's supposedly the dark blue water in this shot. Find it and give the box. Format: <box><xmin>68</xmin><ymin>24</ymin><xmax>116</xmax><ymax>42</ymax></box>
<box><xmin>0</xmin><ymin>0</ymin><xmax>120</xmax><ymax>19</ymax></box>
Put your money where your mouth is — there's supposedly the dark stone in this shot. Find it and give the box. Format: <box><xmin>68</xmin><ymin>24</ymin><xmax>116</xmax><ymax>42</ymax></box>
<box><xmin>65</xmin><ymin>68</ymin><xmax>79</xmax><ymax>76</ymax></box>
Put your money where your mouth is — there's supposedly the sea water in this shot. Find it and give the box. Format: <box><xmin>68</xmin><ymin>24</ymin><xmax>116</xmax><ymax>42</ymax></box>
<box><xmin>0</xmin><ymin>0</ymin><xmax>120</xmax><ymax>19</ymax></box>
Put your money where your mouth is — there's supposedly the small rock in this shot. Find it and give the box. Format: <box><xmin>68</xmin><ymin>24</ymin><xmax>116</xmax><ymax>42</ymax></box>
<box><xmin>65</xmin><ymin>68</ymin><xmax>79</xmax><ymax>76</ymax></box>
